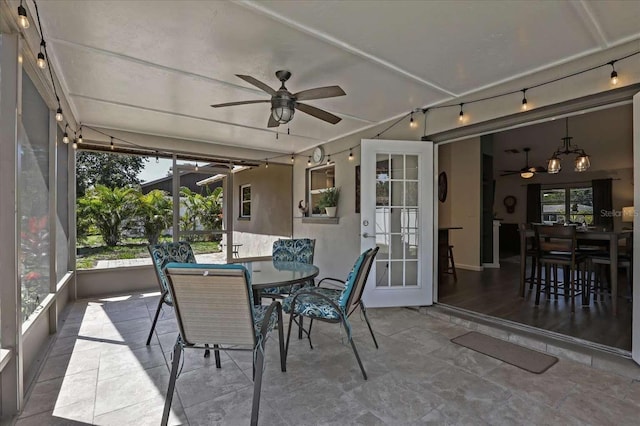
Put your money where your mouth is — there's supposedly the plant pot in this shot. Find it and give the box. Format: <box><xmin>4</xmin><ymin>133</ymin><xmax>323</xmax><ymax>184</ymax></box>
<box><xmin>325</xmin><ymin>206</ymin><xmax>337</xmax><ymax>217</ymax></box>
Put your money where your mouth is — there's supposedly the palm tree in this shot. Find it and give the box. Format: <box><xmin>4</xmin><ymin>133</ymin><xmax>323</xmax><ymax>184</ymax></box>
<box><xmin>79</xmin><ymin>185</ymin><xmax>138</xmax><ymax>246</ymax></box>
<box><xmin>138</xmin><ymin>190</ymin><xmax>173</xmax><ymax>244</ymax></box>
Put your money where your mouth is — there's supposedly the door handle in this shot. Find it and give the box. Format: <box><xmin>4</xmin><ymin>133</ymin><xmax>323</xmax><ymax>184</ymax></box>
<box><xmin>361</xmin><ymin>232</ymin><xmax>375</xmax><ymax>239</ymax></box>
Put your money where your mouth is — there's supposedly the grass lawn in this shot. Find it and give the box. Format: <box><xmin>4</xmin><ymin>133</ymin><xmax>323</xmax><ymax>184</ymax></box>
<box><xmin>76</xmin><ymin>236</ymin><xmax>220</xmax><ymax>269</ymax></box>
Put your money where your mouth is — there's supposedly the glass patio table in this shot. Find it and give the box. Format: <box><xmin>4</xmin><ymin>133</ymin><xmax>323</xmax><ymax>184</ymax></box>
<box><xmin>241</xmin><ymin>260</ymin><xmax>320</xmax><ymax>302</ymax></box>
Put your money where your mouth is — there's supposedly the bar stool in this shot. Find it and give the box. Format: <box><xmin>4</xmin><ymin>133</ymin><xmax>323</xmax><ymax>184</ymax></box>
<box><xmin>447</xmin><ymin>245</ymin><xmax>457</xmax><ymax>282</ymax></box>
<box><xmin>518</xmin><ymin>223</ymin><xmax>538</xmax><ymax>292</ymax></box>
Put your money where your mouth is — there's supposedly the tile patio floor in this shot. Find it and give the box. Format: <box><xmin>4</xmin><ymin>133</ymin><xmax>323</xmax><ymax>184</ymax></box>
<box><xmin>15</xmin><ymin>293</ymin><xmax>640</xmax><ymax>425</ymax></box>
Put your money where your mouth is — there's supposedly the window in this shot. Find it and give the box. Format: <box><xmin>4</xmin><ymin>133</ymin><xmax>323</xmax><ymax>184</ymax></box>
<box><xmin>308</xmin><ymin>165</ymin><xmax>335</xmax><ymax>216</ymax></box>
<box><xmin>240</xmin><ymin>184</ymin><xmax>251</xmax><ymax>218</ymax></box>
<box><xmin>541</xmin><ymin>186</ymin><xmax>593</xmax><ymax>225</ymax></box>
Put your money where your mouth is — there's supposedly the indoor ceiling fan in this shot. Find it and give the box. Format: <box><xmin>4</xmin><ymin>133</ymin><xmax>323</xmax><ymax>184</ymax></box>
<box><xmin>500</xmin><ymin>147</ymin><xmax>547</xmax><ymax>179</ymax></box>
<box><xmin>211</xmin><ymin>70</ymin><xmax>346</xmax><ymax>128</ymax></box>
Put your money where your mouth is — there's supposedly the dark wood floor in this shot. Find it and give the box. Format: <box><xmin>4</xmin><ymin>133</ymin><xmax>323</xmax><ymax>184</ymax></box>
<box><xmin>438</xmin><ymin>258</ymin><xmax>632</xmax><ymax>351</ymax></box>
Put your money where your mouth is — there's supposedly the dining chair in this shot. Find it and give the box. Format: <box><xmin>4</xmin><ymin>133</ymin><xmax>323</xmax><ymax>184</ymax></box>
<box><xmin>162</xmin><ymin>263</ymin><xmax>285</xmax><ymax>426</ymax></box>
<box><xmin>587</xmin><ymin>233</ymin><xmax>633</xmax><ymax>304</ymax></box>
<box><xmin>147</xmin><ymin>242</ymin><xmax>197</xmax><ymax>346</ymax></box>
<box><xmin>534</xmin><ymin>225</ymin><xmax>587</xmax><ymax>313</ymax></box>
<box><xmin>261</xmin><ymin>238</ymin><xmax>316</xmax><ymax>298</ymax></box>
<box><xmin>282</xmin><ymin>247</ymin><xmax>379</xmax><ymax>380</ymax></box>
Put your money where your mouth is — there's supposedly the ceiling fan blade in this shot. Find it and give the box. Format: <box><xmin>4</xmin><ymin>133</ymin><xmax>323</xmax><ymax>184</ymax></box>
<box><xmin>294</xmin><ymin>86</ymin><xmax>346</xmax><ymax>101</ymax></box>
<box><xmin>211</xmin><ymin>100</ymin><xmax>269</xmax><ymax>108</ymax></box>
<box><xmin>267</xmin><ymin>115</ymin><xmax>279</xmax><ymax>128</ymax></box>
<box><xmin>236</xmin><ymin>75</ymin><xmax>276</xmax><ymax>95</ymax></box>
<box><xmin>295</xmin><ymin>102</ymin><xmax>342</xmax><ymax>124</ymax></box>
<box><xmin>531</xmin><ymin>166</ymin><xmax>547</xmax><ymax>173</ymax></box>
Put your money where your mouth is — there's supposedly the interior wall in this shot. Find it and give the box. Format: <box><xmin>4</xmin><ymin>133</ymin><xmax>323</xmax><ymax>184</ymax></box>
<box><xmin>231</xmin><ymin>164</ymin><xmax>292</xmax><ymax>257</ymax></box>
<box><xmin>438</xmin><ymin>138</ymin><xmax>482</xmax><ymax>269</ymax></box>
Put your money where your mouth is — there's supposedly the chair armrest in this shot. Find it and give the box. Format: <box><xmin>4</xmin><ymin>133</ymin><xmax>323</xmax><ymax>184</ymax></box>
<box><xmin>317</xmin><ymin>277</ymin><xmax>345</xmax><ymax>289</ymax></box>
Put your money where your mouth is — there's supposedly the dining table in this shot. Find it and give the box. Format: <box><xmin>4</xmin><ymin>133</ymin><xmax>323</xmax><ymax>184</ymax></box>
<box><xmin>240</xmin><ymin>260</ymin><xmax>320</xmax><ymax>303</ymax></box>
<box><xmin>520</xmin><ymin>227</ymin><xmax>632</xmax><ymax>315</ymax></box>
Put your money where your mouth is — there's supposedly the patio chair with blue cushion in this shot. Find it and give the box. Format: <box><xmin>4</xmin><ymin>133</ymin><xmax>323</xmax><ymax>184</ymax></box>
<box><xmin>147</xmin><ymin>242</ymin><xmax>197</xmax><ymax>346</ymax></box>
<box><xmin>261</xmin><ymin>238</ymin><xmax>316</xmax><ymax>298</ymax></box>
<box><xmin>162</xmin><ymin>263</ymin><xmax>285</xmax><ymax>426</ymax></box>
<box><xmin>283</xmin><ymin>247</ymin><xmax>379</xmax><ymax>380</ymax></box>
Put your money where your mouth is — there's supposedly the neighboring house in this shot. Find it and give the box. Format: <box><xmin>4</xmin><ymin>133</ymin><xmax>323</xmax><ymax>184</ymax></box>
<box><xmin>141</xmin><ymin>171</ymin><xmax>222</xmax><ymax>195</ymax></box>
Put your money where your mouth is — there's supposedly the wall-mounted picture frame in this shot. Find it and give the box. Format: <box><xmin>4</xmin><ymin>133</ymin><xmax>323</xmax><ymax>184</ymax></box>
<box><xmin>355</xmin><ymin>165</ymin><xmax>361</xmax><ymax>213</ymax></box>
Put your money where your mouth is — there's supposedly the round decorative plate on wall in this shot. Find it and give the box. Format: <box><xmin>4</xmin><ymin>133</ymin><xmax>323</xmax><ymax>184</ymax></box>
<box><xmin>438</xmin><ymin>172</ymin><xmax>447</xmax><ymax>202</ymax></box>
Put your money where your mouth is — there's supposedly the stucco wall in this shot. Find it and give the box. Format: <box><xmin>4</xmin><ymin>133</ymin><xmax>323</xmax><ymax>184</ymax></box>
<box><xmin>231</xmin><ymin>164</ymin><xmax>293</xmax><ymax>257</ymax></box>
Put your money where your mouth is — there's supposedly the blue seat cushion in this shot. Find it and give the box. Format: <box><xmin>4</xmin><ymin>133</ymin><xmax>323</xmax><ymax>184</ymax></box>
<box><xmin>282</xmin><ymin>287</ymin><xmax>342</xmax><ymax>320</ymax></box>
<box><xmin>253</xmin><ymin>305</ymin><xmax>279</xmax><ymax>335</ymax></box>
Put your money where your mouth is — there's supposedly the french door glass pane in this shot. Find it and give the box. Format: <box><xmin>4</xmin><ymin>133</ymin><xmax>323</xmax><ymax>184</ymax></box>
<box><xmin>373</xmin><ymin>153</ymin><xmax>419</xmax><ymax>288</ymax></box>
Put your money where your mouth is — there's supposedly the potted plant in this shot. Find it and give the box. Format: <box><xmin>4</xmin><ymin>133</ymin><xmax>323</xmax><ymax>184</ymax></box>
<box><xmin>319</xmin><ymin>187</ymin><xmax>340</xmax><ymax>217</ymax></box>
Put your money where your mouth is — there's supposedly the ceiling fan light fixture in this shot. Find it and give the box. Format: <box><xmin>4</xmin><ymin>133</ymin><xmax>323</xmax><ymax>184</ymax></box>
<box><xmin>520</xmin><ymin>171</ymin><xmax>534</xmax><ymax>179</ymax></box>
<box><xmin>271</xmin><ymin>102</ymin><xmax>294</xmax><ymax>124</ymax></box>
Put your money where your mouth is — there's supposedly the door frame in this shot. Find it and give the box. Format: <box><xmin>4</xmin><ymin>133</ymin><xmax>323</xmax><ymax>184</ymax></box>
<box><xmin>428</xmin><ymin>86</ymin><xmax>640</xmax><ymax>364</ymax></box>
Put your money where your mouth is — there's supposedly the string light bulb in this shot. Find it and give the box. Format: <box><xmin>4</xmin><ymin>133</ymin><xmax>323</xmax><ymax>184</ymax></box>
<box><xmin>55</xmin><ymin>107</ymin><xmax>63</xmax><ymax>122</ymax></box>
<box><xmin>521</xmin><ymin>89</ymin><xmax>528</xmax><ymax>111</ymax></box>
<box><xmin>327</xmin><ymin>154</ymin><xmax>332</xmax><ymax>164</ymax></box>
<box><xmin>77</xmin><ymin>128</ymin><xmax>83</xmax><ymax>144</ymax></box>
<box><xmin>609</xmin><ymin>61</ymin><xmax>618</xmax><ymax>85</ymax></box>
<box><xmin>155</xmin><ymin>152</ymin><xmax>159</xmax><ymax>163</ymax></box>
<box><xmin>409</xmin><ymin>112</ymin><xmax>418</xmax><ymax>129</ymax></box>
<box><xmin>194</xmin><ymin>162</ymin><xmax>199</xmax><ymax>171</ymax></box>
<box><xmin>458</xmin><ymin>103</ymin><xmax>464</xmax><ymax>122</ymax></box>
<box><xmin>110</xmin><ymin>137</ymin><xmax>114</xmax><ymax>150</ymax></box>
<box><xmin>37</xmin><ymin>40</ymin><xmax>46</xmax><ymax>69</ymax></box>
<box><xmin>307</xmin><ymin>157</ymin><xmax>312</xmax><ymax>166</ymax></box>
<box><xmin>348</xmin><ymin>149</ymin><xmax>354</xmax><ymax>161</ymax></box>
<box><xmin>18</xmin><ymin>1</ymin><xmax>30</xmax><ymax>29</ymax></box>
<box><xmin>265</xmin><ymin>160</ymin><xmax>269</xmax><ymax>168</ymax></box>
<box><xmin>72</xmin><ymin>141</ymin><xmax>77</xmax><ymax>149</ymax></box>
<box><xmin>291</xmin><ymin>154</ymin><xmax>295</xmax><ymax>163</ymax></box>
<box><xmin>62</xmin><ymin>124</ymin><xmax>69</xmax><ymax>144</ymax></box>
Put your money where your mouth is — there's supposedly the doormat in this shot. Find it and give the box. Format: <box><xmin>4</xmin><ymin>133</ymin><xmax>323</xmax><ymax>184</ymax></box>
<box><xmin>451</xmin><ymin>331</ymin><xmax>558</xmax><ymax>374</ymax></box>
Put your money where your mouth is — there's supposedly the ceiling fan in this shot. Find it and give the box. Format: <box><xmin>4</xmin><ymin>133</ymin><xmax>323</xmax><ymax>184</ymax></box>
<box><xmin>211</xmin><ymin>70</ymin><xmax>346</xmax><ymax>128</ymax></box>
<box><xmin>500</xmin><ymin>147</ymin><xmax>547</xmax><ymax>179</ymax></box>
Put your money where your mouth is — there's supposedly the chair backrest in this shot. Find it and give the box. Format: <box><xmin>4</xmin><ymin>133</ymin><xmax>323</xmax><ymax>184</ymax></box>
<box><xmin>165</xmin><ymin>263</ymin><xmax>256</xmax><ymax>347</ymax></box>
<box><xmin>339</xmin><ymin>247</ymin><xmax>379</xmax><ymax>315</ymax></box>
<box><xmin>148</xmin><ymin>242</ymin><xmax>197</xmax><ymax>294</ymax></box>
<box><xmin>534</xmin><ymin>225</ymin><xmax>577</xmax><ymax>255</ymax></box>
<box><xmin>272</xmin><ymin>238</ymin><xmax>315</xmax><ymax>264</ymax></box>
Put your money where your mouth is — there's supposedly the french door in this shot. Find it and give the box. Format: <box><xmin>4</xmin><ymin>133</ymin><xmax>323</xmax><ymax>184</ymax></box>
<box><xmin>360</xmin><ymin>139</ymin><xmax>435</xmax><ymax>307</ymax></box>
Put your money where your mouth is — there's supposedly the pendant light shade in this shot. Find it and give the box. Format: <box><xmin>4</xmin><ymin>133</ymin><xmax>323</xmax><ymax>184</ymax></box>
<box><xmin>574</xmin><ymin>153</ymin><xmax>590</xmax><ymax>172</ymax></box>
<box><xmin>547</xmin><ymin>156</ymin><xmax>561</xmax><ymax>174</ymax></box>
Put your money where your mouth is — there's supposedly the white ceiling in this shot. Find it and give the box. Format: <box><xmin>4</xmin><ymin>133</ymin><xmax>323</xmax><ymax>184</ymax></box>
<box><xmin>27</xmin><ymin>0</ymin><xmax>640</xmax><ymax>155</ymax></box>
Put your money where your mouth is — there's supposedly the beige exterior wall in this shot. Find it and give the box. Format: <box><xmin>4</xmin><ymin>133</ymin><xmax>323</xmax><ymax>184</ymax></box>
<box><xmin>231</xmin><ymin>164</ymin><xmax>293</xmax><ymax>257</ymax></box>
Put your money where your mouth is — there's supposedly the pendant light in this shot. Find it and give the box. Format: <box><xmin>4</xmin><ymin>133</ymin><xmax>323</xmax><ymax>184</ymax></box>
<box><xmin>18</xmin><ymin>1</ymin><xmax>30</xmax><ymax>29</ymax></box>
<box><xmin>547</xmin><ymin>117</ymin><xmax>590</xmax><ymax>174</ymax></box>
